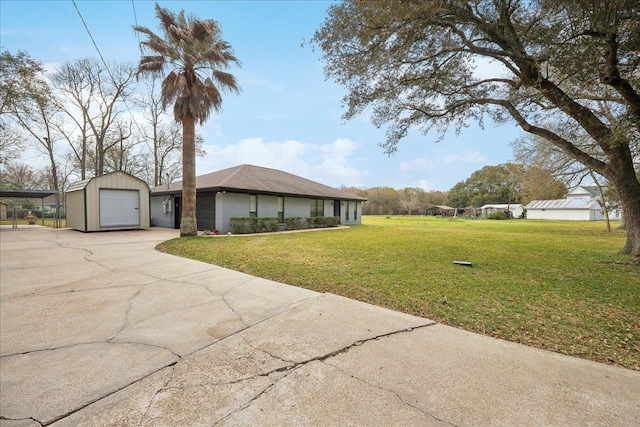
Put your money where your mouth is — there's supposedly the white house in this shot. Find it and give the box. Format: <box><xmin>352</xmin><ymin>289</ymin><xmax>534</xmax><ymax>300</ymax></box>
<box><xmin>480</xmin><ymin>204</ymin><xmax>524</xmax><ymax>218</ymax></box>
<box><xmin>150</xmin><ymin>164</ymin><xmax>366</xmax><ymax>233</ymax></box>
<box><xmin>525</xmin><ymin>185</ymin><xmax>622</xmax><ymax>221</ymax></box>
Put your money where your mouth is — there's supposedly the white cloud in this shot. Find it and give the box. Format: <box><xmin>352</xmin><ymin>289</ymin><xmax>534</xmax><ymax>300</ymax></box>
<box><xmin>443</xmin><ymin>150</ymin><xmax>488</xmax><ymax>164</ymax></box>
<box><xmin>319</xmin><ymin>138</ymin><xmax>362</xmax><ymax>181</ymax></box>
<box><xmin>199</xmin><ymin>137</ymin><xmax>367</xmax><ymax>187</ymax></box>
<box><xmin>400</xmin><ymin>157</ymin><xmax>432</xmax><ymax>172</ymax></box>
<box><xmin>417</xmin><ymin>179</ymin><xmax>434</xmax><ymax>191</ymax></box>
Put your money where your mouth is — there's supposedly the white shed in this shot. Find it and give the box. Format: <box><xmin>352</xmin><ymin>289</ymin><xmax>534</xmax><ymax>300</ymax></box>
<box><xmin>525</xmin><ymin>198</ymin><xmax>603</xmax><ymax>221</ymax></box>
<box><xmin>525</xmin><ymin>185</ymin><xmax>608</xmax><ymax>221</ymax></box>
<box><xmin>480</xmin><ymin>204</ymin><xmax>524</xmax><ymax>218</ymax></box>
<box><xmin>66</xmin><ymin>171</ymin><xmax>150</xmax><ymax>232</ymax></box>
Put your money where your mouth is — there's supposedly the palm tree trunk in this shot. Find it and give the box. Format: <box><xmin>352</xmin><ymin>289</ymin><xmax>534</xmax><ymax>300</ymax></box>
<box><xmin>180</xmin><ymin>115</ymin><xmax>198</xmax><ymax>236</ymax></box>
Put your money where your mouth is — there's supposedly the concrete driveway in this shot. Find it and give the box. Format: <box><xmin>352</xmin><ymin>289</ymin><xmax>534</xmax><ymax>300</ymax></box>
<box><xmin>1</xmin><ymin>226</ymin><xmax>638</xmax><ymax>426</ymax></box>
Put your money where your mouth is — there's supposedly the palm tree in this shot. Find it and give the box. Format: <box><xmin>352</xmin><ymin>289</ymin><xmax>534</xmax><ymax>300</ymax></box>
<box><xmin>134</xmin><ymin>3</ymin><xmax>240</xmax><ymax>236</ymax></box>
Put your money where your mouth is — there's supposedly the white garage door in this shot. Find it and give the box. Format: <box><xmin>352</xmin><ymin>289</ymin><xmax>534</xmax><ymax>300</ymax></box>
<box><xmin>99</xmin><ymin>189</ymin><xmax>140</xmax><ymax>227</ymax></box>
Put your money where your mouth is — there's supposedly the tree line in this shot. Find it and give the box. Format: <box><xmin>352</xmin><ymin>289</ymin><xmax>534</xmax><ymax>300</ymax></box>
<box><xmin>0</xmin><ymin>51</ymin><xmax>204</xmax><ymax>192</ymax></box>
<box><xmin>344</xmin><ymin>162</ymin><xmax>571</xmax><ymax>215</ymax></box>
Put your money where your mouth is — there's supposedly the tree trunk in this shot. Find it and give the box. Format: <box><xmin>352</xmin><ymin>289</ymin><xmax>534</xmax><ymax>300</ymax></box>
<box><xmin>180</xmin><ymin>115</ymin><xmax>198</xmax><ymax>237</ymax></box>
<box><xmin>608</xmin><ymin>162</ymin><xmax>640</xmax><ymax>262</ymax></box>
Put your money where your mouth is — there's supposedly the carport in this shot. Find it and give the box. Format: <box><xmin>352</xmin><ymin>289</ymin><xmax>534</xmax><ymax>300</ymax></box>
<box><xmin>0</xmin><ymin>189</ymin><xmax>60</xmax><ymax>228</ymax></box>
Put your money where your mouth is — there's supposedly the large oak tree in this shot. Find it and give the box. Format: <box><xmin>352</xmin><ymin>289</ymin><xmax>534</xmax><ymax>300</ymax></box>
<box><xmin>313</xmin><ymin>0</ymin><xmax>640</xmax><ymax>260</ymax></box>
<box><xmin>134</xmin><ymin>3</ymin><xmax>240</xmax><ymax>237</ymax></box>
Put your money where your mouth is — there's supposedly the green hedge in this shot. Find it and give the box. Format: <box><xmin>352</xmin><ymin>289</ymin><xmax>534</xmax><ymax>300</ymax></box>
<box><xmin>230</xmin><ymin>217</ymin><xmax>279</xmax><ymax>234</ymax></box>
<box><xmin>230</xmin><ymin>216</ymin><xmax>340</xmax><ymax>234</ymax></box>
<box><xmin>285</xmin><ymin>217</ymin><xmax>304</xmax><ymax>230</ymax></box>
<box><xmin>306</xmin><ymin>216</ymin><xmax>340</xmax><ymax>228</ymax></box>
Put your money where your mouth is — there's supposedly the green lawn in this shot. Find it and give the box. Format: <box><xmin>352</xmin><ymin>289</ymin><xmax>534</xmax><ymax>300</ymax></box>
<box><xmin>158</xmin><ymin>216</ymin><xmax>639</xmax><ymax>370</ymax></box>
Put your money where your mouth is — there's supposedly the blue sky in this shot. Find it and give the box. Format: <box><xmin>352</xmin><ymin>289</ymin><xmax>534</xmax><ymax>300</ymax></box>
<box><xmin>1</xmin><ymin>0</ymin><xmax>519</xmax><ymax>191</ymax></box>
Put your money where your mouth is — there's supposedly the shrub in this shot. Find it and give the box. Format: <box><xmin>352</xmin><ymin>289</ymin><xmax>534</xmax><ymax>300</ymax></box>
<box><xmin>486</xmin><ymin>211</ymin><xmax>508</xmax><ymax>220</ymax></box>
<box><xmin>230</xmin><ymin>217</ymin><xmax>279</xmax><ymax>234</ymax></box>
<box><xmin>306</xmin><ymin>216</ymin><xmax>340</xmax><ymax>228</ymax></box>
<box><xmin>285</xmin><ymin>217</ymin><xmax>304</xmax><ymax>230</ymax></box>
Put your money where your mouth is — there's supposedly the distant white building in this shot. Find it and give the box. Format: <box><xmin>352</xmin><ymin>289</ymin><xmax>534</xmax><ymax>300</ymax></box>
<box><xmin>525</xmin><ymin>185</ymin><xmax>622</xmax><ymax>221</ymax></box>
<box><xmin>480</xmin><ymin>204</ymin><xmax>524</xmax><ymax>218</ymax></box>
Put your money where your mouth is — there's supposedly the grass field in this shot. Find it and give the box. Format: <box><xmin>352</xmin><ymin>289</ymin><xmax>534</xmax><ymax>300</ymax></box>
<box><xmin>158</xmin><ymin>216</ymin><xmax>639</xmax><ymax>370</ymax></box>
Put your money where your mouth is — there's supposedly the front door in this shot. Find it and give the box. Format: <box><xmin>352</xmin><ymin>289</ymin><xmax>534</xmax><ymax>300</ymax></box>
<box><xmin>174</xmin><ymin>197</ymin><xmax>182</xmax><ymax>229</ymax></box>
<box><xmin>333</xmin><ymin>199</ymin><xmax>341</xmax><ymax>218</ymax></box>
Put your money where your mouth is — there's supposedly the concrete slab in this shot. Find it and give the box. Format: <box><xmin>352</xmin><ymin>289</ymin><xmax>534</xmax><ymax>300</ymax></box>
<box><xmin>326</xmin><ymin>324</ymin><xmax>640</xmax><ymax>426</ymax></box>
<box><xmin>0</xmin><ymin>342</ymin><xmax>177</xmax><ymax>425</ymax></box>
<box><xmin>240</xmin><ymin>293</ymin><xmax>434</xmax><ymax>363</ymax></box>
<box><xmin>219</xmin><ymin>361</ymin><xmax>450</xmax><ymax>427</ymax></box>
<box><xmin>1</xmin><ymin>226</ymin><xmax>639</xmax><ymax>426</ymax></box>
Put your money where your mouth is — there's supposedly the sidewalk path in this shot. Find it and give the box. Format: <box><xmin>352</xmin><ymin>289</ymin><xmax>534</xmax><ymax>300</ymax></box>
<box><xmin>1</xmin><ymin>226</ymin><xmax>638</xmax><ymax>426</ymax></box>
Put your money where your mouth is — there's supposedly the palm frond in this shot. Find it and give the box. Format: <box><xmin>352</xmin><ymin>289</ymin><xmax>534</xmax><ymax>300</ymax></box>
<box><xmin>136</xmin><ymin>56</ymin><xmax>165</xmax><ymax>78</ymax></box>
<box><xmin>139</xmin><ymin>4</ymin><xmax>240</xmax><ymax>122</ymax></box>
<box><xmin>212</xmin><ymin>71</ymin><xmax>240</xmax><ymax>94</ymax></box>
<box><xmin>155</xmin><ymin>3</ymin><xmax>177</xmax><ymax>34</ymax></box>
<box><xmin>203</xmin><ymin>78</ymin><xmax>223</xmax><ymax>111</ymax></box>
<box><xmin>160</xmin><ymin>71</ymin><xmax>181</xmax><ymax>109</ymax></box>
<box><xmin>192</xmin><ymin>19</ymin><xmax>218</xmax><ymax>44</ymax></box>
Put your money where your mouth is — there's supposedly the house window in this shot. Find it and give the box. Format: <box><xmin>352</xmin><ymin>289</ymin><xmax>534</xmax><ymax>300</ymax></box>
<box><xmin>278</xmin><ymin>197</ymin><xmax>284</xmax><ymax>223</ymax></box>
<box><xmin>354</xmin><ymin>202</ymin><xmax>358</xmax><ymax>220</ymax></box>
<box><xmin>310</xmin><ymin>199</ymin><xmax>324</xmax><ymax>217</ymax></box>
<box><xmin>250</xmin><ymin>194</ymin><xmax>257</xmax><ymax>217</ymax></box>
<box><xmin>345</xmin><ymin>201</ymin><xmax>350</xmax><ymax>221</ymax></box>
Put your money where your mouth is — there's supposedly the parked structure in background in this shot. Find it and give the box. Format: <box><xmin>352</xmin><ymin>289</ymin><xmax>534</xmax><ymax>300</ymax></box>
<box><xmin>424</xmin><ymin>205</ymin><xmax>457</xmax><ymax>217</ymax></box>
<box><xmin>150</xmin><ymin>164</ymin><xmax>366</xmax><ymax>234</ymax></box>
<box><xmin>480</xmin><ymin>204</ymin><xmax>525</xmax><ymax>219</ymax></box>
<box><xmin>525</xmin><ymin>186</ymin><xmax>622</xmax><ymax>221</ymax></box>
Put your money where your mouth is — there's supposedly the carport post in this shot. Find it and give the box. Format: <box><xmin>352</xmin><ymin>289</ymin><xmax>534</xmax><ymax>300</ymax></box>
<box><xmin>41</xmin><ymin>197</ymin><xmax>45</xmax><ymax>226</ymax></box>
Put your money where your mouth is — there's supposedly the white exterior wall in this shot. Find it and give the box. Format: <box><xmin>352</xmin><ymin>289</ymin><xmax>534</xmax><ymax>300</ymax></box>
<box><xmin>527</xmin><ymin>209</ymin><xmax>591</xmax><ymax>221</ymax></box>
<box><xmin>511</xmin><ymin>205</ymin><xmax>524</xmax><ymax>218</ymax></box>
<box><xmin>257</xmin><ymin>195</ymin><xmax>278</xmax><ymax>218</ymax></box>
<box><xmin>284</xmin><ymin>196</ymin><xmax>311</xmax><ymax>218</ymax></box>
<box><xmin>322</xmin><ymin>199</ymin><xmax>333</xmax><ymax>217</ymax></box>
<box><xmin>66</xmin><ymin>190</ymin><xmax>86</xmax><ymax>231</ymax></box>
<box><xmin>150</xmin><ymin>195</ymin><xmax>174</xmax><ymax>228</ymax></box>
<box><xmin>216</xmin><ymin>192</ymin><xmax>250</xmax><ymax>233</ymax></box>
<box><xmin>609</xmin><ymin>209</ymin><xmax>623</xmax><ymax>220</ymax></box>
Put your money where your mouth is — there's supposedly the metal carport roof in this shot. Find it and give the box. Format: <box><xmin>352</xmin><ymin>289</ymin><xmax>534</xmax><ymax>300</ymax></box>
<box><xmin>0</xmin><ymin>189</ymin><xmax>60</xmax><ymax>227</ymax></box>
<box><xmin>0</xmin><ymin>189</ymin><xmax>58</xmax><ymax>198</ymax></box>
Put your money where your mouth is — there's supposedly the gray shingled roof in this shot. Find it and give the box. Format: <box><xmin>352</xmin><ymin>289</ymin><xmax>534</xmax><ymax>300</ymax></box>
<box><xmin>151</xmin><ymin>164</ymin><xmax>366</xmax><ymax>201</ymax></box>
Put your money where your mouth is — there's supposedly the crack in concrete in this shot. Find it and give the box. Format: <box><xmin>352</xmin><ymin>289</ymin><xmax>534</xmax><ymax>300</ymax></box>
<box><xmin>324</xmin><ymin>362</ymin><xmax>458</xmax><ymax>427</ymax></box>
<box><xmin>0</xmin><ymin>416</ymin><xmax>44</xmax><ymax>426</ymax></box>
<box><xmin>211</xmin><ymin>366</ymin><xmax>302</xmax><ymax>426</ymax></box>
<box><xmin>209</xmin><ymin>322</ymin><xmax>438</xmax><ymax>424</ymax></box>
<box><xmin>34</xmin><ymin>278</ymin><xmax>161</xmax><ymax>296</ymax></box>
<box><xmin>220</xmin><ymin>292</ymin><xmax>249</xmax><ymax>328</ymax></box>
<box><xmin>137</xmin><ymin>365</ymin><xmax>176</xmax><ymax>427</ymax></box>
<box><xmin>1</xmin><ymin>340</ymin><xmax>180</xmax><ymax>361</ymax></box>
<box><xmin>37</xmin><ymin>361</ymin><xmax>179</xmax><ymax>426</ymax></box>
<box><xmin>108</xmin><ymin>288</ymin><xmax>142</xmax><ymax>341</ymax></box>
<box><xmin>135</xmin><ymin>266</ymin><xmax>221</xmax><ymax>283</ymax></box>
